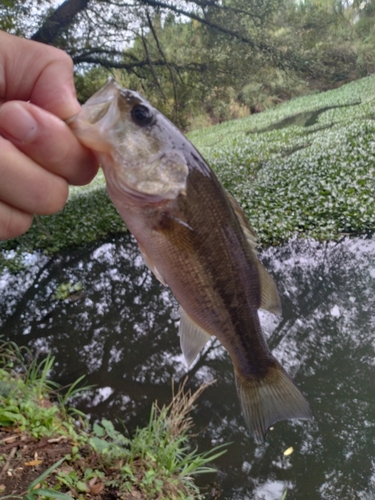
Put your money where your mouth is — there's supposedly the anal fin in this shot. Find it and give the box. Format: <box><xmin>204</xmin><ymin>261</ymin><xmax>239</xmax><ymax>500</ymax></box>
<box><xmin>178</xmin><ymin>307</ymin><xmax>211</xmax><ymax>367</ymax></box>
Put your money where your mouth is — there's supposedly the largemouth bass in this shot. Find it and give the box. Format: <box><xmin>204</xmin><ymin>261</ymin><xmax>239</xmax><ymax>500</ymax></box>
<box><xmin>69</xmin><ymin>78</ymin><xmax>312</xmax><ymax>443</ymax></box>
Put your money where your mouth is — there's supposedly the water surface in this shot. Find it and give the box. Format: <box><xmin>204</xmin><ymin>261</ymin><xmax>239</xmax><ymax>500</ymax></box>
<box><xmin>1</xmin><ymin>233</ymin><xmax>375</xmax><ymax>499</ymax></box>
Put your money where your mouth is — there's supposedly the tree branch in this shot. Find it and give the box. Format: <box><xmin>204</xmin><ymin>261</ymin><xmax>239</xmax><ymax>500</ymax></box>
<box><xmin>72</xmin><ymin>54</ymin><xmax>207</xmax><ymax>73</ymax></box>
<box><xmin>146</xmin><ymin>11</ymin><xmax>179</xmax><ymax>117</ymax></box>
<box><xmin>188</xmin><ymin>0</ymin><xmax>262</xmax><ymax>21</ymax></box>
<box><xmin>31</xmin><ymin>0</ymin><xmax>90</xmax><ymax>44</ymax></box>
<box><xmin>140</xmin><ymin>30</ymin><xmax>167</xmax><ymax>99</ymax></box>
<box><xmin>138</xmin><ymin>0</ymin><xmax>296</xmax><ymax>70</ymax></box>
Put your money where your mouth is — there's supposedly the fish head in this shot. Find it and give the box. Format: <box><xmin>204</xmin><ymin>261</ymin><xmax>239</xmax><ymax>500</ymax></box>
<box><xmin>69</xmin><ymin>78</ymin><xmax>189</xmax><ymax>204</ymax></box>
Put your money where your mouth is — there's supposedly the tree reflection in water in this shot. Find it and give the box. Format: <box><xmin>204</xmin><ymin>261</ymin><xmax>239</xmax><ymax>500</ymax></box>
<box><xmin>1</xmin><ymin>233</ymin><xmax>375</xmax><ymax>500</ymax></box>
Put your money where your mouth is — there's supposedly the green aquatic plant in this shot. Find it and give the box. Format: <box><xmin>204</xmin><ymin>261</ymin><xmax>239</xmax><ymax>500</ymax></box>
<box><xmin>53</xmin><ymin>281</ymin><xmax>83</xmax><ymax>301</ymax></box>
<box><xmin>2</xmin><ymin>73</ymin><xmax>375</xmax><ymax>271</ymax></box>
<box><xmin>190</xmin><ymin>75</ymin><xmax>375</xmax><ymax>245</ymax></box>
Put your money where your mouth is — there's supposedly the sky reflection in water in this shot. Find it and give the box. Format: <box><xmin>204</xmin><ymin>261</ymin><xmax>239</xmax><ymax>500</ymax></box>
<box><xmin>1</xmin><ymin>233</ymin><xmax>375</xmax><ymax>499</ymax></box>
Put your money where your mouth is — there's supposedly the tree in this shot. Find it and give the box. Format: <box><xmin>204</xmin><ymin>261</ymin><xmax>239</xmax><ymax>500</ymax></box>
<box><xmin>1</xmin><ymin>0</ymin><xmax>374</xmax><ymax>127</ymax></box>
<box><xmin>2</xmin><ymin>0</ymin><xmax>304</xmax><ymax>125</ymax></box>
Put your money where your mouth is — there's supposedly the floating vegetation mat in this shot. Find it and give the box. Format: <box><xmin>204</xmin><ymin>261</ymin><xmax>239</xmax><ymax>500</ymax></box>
<box><xmin>2</xmin><ymin>74</ymin><xmax>375</xmax><ymax>270</ymax></box>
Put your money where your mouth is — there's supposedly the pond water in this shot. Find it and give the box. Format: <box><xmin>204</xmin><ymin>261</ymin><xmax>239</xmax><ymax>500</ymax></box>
<box><xmin>1</xmin><ymin>233</ymin><xmax>375</xmax><ymax>500</ymax></box>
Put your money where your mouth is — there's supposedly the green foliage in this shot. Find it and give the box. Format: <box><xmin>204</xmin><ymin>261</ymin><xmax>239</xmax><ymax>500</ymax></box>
<box><xmin>87</xmin><ymin>382</ymin><xmax>226</xmax><ymax>499</ymax></box>
<box><xmin>116</xmin><ymin>14</ymin><xmax>221</xmax><ymax>129</ymax></box>
<box><xmin>237</xmin><ymin>69</ymin><xmax>309</xmax><ymax>113</ymax></box>
<box><xmin>189</xmin><ymin>73</ymin><xmax>375</xmax><ymax>245</ymax></box>
<box><xmin>53</xmin><ymin>281</ymin><xmax>83</xmax><ymax>301</ymax></box>
<box><xmin>281</xmin><ymin>490</ymin><xmax>288</xmax><ymax>500</ymax></box>
<box><xmin>103</xmin><ymin>0</ymin><xmax>375</xmax><ymax>127</ymax></box>
<box><xmin>2</xmin><ymin>74</ymin><xmax>375</xmax><ymax>268</ymax></box>
<box><xmin>0</xmin><ymin>339</ymin><xmax>225</xmax><ymax>499</ymax></box>
<box><xmin>0</xmin><ymin>366</ymin><xmax>79</xmax><ymax>439</ymax></box>
<box><xmin>4</xmin><ymin>0</ymin><xmax>375</xmax><ymax>130</ymax></box>
<box><xmin>0</xmin><ymin>179</ymin><xmax>126</xmax><ymax>273</ymax></box>
<box><xmin>0</xmin><ymin>342</ymin><xmax>86</xmax><ymax>440</ymax></box>
<box><xmin>74</xmin><ymin>67</ymin><xmax>109</xmax><ymax>104</ymax></box>
<box><xmin>88</xmin><ymin>419</ymin><xmax>130</xmax><ymax>457</ymax></box>
<box><xmin>56</xmin><ymin>464</ymin><xmax>105</xmax><ymax>494</ymax></box>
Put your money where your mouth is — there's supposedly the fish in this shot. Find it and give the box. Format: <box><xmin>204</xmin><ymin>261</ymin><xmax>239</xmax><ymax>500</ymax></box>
<box><xmin>69</xmin><ymin>78</ymin><xmax>312</xmax><ymax>444</ymax></box>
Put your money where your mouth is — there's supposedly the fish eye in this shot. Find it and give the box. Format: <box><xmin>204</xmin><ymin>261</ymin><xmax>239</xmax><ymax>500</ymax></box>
<box><xmin>131</xmin><ymin>104</ymin><xmax>154</xmax><ymax>127</ymax></box>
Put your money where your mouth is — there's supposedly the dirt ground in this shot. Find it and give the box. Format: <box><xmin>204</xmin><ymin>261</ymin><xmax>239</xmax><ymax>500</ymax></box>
<box><xmin>0</xmin><ymin>428</ymin><xmax>141</xmax><ymax>499</ymax></box>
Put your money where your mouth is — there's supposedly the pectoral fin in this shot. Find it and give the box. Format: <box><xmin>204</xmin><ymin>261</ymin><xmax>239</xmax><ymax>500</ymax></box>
<box><xmin>226</xmin><ymin>192</ymin><xmax>281</xmax><ymax>316</ymax></box>
<box><xmin>138</xmin><ymin>243</ymin><xmax>167</xmax><ymax>286</ymax></box>
<box><xmin>178</xmin><ymin>308</ymin><xmax>211</xmax><ymax>367</ymax></box>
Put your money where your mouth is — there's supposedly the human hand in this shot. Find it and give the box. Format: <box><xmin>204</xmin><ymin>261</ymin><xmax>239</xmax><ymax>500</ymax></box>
<box><xmin>0</xmin><ymin>31</ymin><xmax>98</xmax><ymax>240</ymax></box>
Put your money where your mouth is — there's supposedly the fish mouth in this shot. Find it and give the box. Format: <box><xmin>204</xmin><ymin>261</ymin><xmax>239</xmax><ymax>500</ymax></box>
<box><xmin>82</xmin><ymin>78</ymin><xmax>121</xmax><ymax>125</ymax></box>
<box><xmin>88</xmin><ymin>101</ymin><xmax>112</xmax><ymax>124</ymax></box>
<box><xmin>65</xmin><ymin>78</ymin><xmax>119</xmax><ymax>125</ymax></box>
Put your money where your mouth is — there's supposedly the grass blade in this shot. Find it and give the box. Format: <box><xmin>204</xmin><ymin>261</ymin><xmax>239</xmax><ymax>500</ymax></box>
<box><xmin>28</xmin><ymin>456</ymin><xmax>67</xmax><ymax>491</ymax></box>
<box><xmin>31</xmin><ymin>490</ymin><xmax>73</xmax><ymax>499</ymax></box>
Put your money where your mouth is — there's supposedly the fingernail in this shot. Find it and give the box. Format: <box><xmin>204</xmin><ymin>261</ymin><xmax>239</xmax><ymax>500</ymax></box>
<box><xmin>0</xmin><ymin>103</ymin><xmax>38</xmax><ymax>143</ymax></box>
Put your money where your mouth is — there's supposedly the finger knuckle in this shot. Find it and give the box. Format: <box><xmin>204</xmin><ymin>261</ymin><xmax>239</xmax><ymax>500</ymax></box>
<box><xmin>42</xmin><ymin>179</ymin><xmax>69</xmax><ymax>215</ymax></box>
<box><xmin>0</xmin><ymin>205</ymin><xmax>32</xmax><ymax>240</ymax></box>
<box><xmin>52</xmin><ymin>47</ymin><xmax>74</xmax><ymax>72</ymax></box>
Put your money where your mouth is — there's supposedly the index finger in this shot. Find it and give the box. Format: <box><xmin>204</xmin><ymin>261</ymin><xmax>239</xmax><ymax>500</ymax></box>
<box><xmin>0</xmin><ymin>31</ymin><xmax>79</xmax><ymax>120</ymax></box>
<box><xmin>0</xmin><ymin>100</ymin><xmax>99</xmax><ymax>186</ymax></box>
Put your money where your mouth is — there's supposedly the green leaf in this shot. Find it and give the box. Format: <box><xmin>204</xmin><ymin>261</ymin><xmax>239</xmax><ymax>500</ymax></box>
<box><xmin>89</xmin><ymin>436</ymin><xmax>109</xmax><ymax>453</ymax></box>
<box><xmin>31</xmin><ymin>490</ymin><xmax>73</xmax><ymax>499</ymax></box>
<box><xmin>76</xmin><ymin>481</ymin><xmax>89</xmax><ymax>492</ymax></box>
<box><xmin>101</xmin><ymin>418</ymin><xmax>115</xmax><ymax>435</ymax></box>
<box><xmin>93</xmin><ymin>422</ymin><xmax>105</xmax><ymax>437</ymax></box>
<box><xmin>28</xmin><ymin>456</ymin><xmax>67</xmax><ymax>491</ymax></box>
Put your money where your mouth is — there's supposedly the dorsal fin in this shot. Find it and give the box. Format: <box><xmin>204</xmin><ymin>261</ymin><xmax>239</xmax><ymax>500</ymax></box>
<box><xmin>226</xmin><ymin>192</ymin><xmax>282</xmax><ymax>316</ymax></box>
<box><xmin>226</xmin><ymin>192</ymin><xmax>258</xmax><ymax>250</ymax></box>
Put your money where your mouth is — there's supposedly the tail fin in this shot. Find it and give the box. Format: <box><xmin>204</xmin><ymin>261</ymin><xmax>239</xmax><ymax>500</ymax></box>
<box><xmin>235</xmin><ymin>362</ymin><xmax>312</xmax><ymax>444</ymax></box>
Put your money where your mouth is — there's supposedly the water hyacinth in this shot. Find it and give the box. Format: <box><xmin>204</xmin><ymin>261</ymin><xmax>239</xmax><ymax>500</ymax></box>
<box><xmin>190</xmin><ymin>74</ymin><xmax>375</xmax><ymax>245</ymax></box>
<box><xmin>1</xmin><ymin>74</ymin><xmax>375</xmax><ymax>268</ymax></box>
